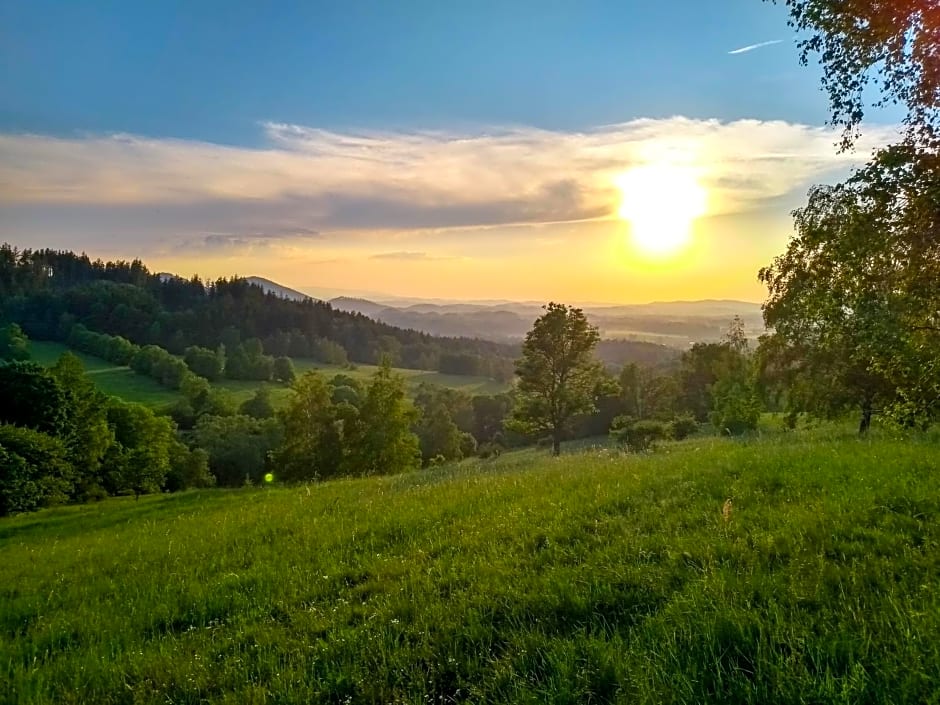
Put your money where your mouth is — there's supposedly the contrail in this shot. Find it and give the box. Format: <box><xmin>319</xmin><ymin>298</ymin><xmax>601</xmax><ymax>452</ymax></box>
<box><xmin>728</xmin><ymin>39</ymin><xmax>783</xmax><ymax>55</ymax></box>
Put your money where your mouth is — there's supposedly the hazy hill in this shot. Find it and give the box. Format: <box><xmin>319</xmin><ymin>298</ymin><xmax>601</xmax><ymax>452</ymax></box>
<box><xmin>329</xmin><ymin>296</ymin><xmax>391</xmax><ymax>318</ymax></box>
<box><xmin>321</xmin><ymin>288</ymin><xmax>764</xmax><ymax>348</ymax></box>
<box><xmin>245</xmin><ymin>276</ymin><xmax>316</xmax><ymax>302</ymax></box>
<box><xmin>158</xmin><ymin>269</ymin><xmax>761</xmax><ymax>351</ymax></box>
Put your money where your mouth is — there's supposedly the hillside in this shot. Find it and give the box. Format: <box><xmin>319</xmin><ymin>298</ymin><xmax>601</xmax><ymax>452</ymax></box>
<box><xmin>2</xmin><ymin>428</ymin><xmax>938</xmax><ymax>704</ymax></box>
<box><xmin>27</xmin><ymin>340</ymin><xmax>511</xmax><ymax>408</ymax></box>
<box><xmin>245</xmin><ymin>276</ymin><xmax>317</xmax><ymax>302</ymax></box>
<box><xmin>0</xmin><ymin>247</ymin><xmax>519</xmax><ymax>381</ymax></box>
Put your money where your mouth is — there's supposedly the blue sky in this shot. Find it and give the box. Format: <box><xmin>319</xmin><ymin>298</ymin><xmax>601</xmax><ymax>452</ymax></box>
<box><xmin>0</xmin><ymin>1</ymin><xmax>896</xmax><ymax>303</ymax></box>
<box><xmin>1</xmin><ymin>0</ymin><xmax>824</xmax><ymax>141</ymax></box>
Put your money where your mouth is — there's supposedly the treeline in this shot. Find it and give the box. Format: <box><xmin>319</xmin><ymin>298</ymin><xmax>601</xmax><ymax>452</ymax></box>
<box><xmin>0</xmin><ymin>344</ymin><xmax>514</xmax><ymax>514</ymax></box>
<box><xmin>0</xmin><ymin>320</ymin><xmax>519</xmax><ymax>514</ymax></box>
<box><xmin>0</xmin><ymin>245</ymin><xmax>518</xmax><ymax>381</ymax></box>
<box><xmin>0</xmin><ymin>357</ymin><xmax>214</xmax><ymax>515</ymax></box>
<box><xmin>67</xmin><ymin>322</ymin><xmax>299</xmax><ymax>390</ymax></box>
<box><xmin>504</xmin><ymin>304</ymin><xmax>763</xmax><ymax>456</ymax></box>
<box><xmin>0</xmin><ymin>309</ymin><xmax>767</xmax><ymax>516</ymax></box>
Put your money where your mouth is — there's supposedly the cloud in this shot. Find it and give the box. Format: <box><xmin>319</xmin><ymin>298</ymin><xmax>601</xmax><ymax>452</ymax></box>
<box><xmin>370</xmin><ymin>251</ymin><xmax>458</xmax><ymax>261</ymax></box>
<box><xmin>0</xmin><ymin>117</ymin><xmax>898</xmax><ymax>251</ymax></box>
<box><xmin>371</xmin><ymin>251</ymin><xmax>433</xmax><ymax>260</ymax></box>
<box><xmin>728</xmin><ymin>39</ymin><xmax>784</xmax><ymax>55</ymax></box>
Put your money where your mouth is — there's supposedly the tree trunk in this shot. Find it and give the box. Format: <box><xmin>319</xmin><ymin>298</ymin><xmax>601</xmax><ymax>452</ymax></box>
<box><xmin>858</xmin><ymin>399</ymin><xmax>872</xmax><ymax>435</ymax></box>
<box><xmin>551</xmin><ymin>428</ymin><xmax>561</xmax><ymax>456</ymax></box>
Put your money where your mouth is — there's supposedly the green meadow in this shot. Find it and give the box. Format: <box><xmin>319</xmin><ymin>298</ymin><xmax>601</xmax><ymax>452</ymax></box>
<box><xmin>28</xmin><ymin>341</ymin><xmax>509</xmax><ymax>409</ymax></box>
<box><xmin>28</xmin><ymin>341</ymin><xmax>180</xmax><ymax>408</ymax></box>
<box><xmin>2</xmin><ymin>427</ymin><xmax>938</xmax><ymax>704</ymax></box>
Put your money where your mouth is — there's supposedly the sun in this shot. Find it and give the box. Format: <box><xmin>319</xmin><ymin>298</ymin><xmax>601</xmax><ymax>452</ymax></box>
<box><xmin>615</xmin><ymin>164</ymin><xmax>707</xmax><ymax>257</ymax></box>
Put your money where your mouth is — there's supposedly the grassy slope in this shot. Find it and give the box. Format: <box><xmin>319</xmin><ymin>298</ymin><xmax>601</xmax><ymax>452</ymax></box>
<box><xmin>2</xmin><ymin>429</ymin><xmax>939</xmax><ymax>704</ymax></box>
<box><xmin>28</xmin><ymin>341</ymin><xmax>508</xmax><ymax>409</ymax></box>
<box><xmin>28</xmin><ymin>341</ymin><xmax>180</xmax><ymax>408</ymax></box>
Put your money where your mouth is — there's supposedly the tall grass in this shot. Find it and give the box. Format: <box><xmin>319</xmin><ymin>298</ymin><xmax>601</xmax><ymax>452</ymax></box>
<box><xmin>1</xmin><ymin>429</ymin><xmax>938</xmax><ymax>703</ymax></box>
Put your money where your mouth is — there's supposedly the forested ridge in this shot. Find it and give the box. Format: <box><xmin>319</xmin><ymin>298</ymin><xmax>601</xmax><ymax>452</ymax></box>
<box><xmin>0</xmin><ymin>245</ymin><xmax>518</xmax><ymax>380</ymax></box>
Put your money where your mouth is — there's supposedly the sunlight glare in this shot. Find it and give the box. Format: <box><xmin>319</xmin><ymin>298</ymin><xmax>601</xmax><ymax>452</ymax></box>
<box><xmin>615</xmin><ymin>164</ymin><xmax>707</xmax><ymax>257</ymax></box>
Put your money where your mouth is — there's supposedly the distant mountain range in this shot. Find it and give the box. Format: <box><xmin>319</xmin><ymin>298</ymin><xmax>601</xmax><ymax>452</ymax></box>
<box><xmin>166</xmin><ymin>273</ymin><xmax>762</xmax><ymax>348</ymax></box>
<box><xmin>320</xmin><ymin>289</ymin><xmax>763</xmax><ymax>348</ymax></box>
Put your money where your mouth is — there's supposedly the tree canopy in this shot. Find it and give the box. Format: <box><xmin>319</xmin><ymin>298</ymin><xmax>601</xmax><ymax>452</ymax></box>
<box><xmin>509</xmin><ymin>303</ymin><xmax>610</xmax><ymax>455</ymax></box>
<box><xmin>778</xmin><ymin>0</ymin><xmax>940</xmax><ymax>148</ymax></box>
<box><xmin>760</xmin><ymin>0</ymin><xmax>940</xmax><ymax>430</ymax></box>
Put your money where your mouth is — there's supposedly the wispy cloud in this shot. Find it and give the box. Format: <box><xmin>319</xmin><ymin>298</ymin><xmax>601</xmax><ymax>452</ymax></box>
<box><xmin>0</xmin><ymin>117</ymin><xmax>897</xmax><ymax>252</ymax></box>
<box><xmin>371</xmin><ymin>251</ymin><xmax>432</xmax><ymax>260</ymax></box>
<box><xmin>370</xmin><ymin>251</ymin><xmax>457</xmax><ymax>261</ymax></box>
<box><xmin>728</xmin><ymin>39</ymin><xmax>784</xmax><ymax>55</ymax></box>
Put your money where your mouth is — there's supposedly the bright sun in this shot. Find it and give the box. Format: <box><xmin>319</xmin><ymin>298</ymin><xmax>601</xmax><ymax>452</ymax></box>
<box><xmin>615</xmin><ymin>164</ymin><xmax>707</xmax><ymax>257</ymax></box>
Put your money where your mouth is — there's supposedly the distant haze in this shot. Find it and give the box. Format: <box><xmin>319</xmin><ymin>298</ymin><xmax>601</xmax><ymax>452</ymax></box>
<box><xmin>242</xmin><ymin>276</ymin><xmax>764</xmax><ymax>348</ymax></box>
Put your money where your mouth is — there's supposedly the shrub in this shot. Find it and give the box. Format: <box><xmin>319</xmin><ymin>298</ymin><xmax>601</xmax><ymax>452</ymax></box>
<box><xmin>0</xmin><ymin>322</ymin><xmax>30</xmax><ymax>361</ymax></box>
<box><xmin>0</xmin><ymin>424</ymin><xmax>75</xmax><ymax>515</ymax></box>
<box><xmin>459</xmin><ymin>431</ymin><xmax>478</xmax><ymax>458</ymax></box>
<box><xmin>183</xmin><ymin>346</ymin><xmax>224</xmax><ymax>381</ymax></box>
<box><xmin>273</xmin><ymin>356</ymin><xmax>296</xmax><ymax>384</ymax></box>
<box><xmin>131</xmin><ymin>345</ymin><xmax>165</xmax><ymax>376</ymax></box>
<box><xmin>709</xmin><ymin>377</ymin><xmax>761</xmax><ymax>435</ymax></box>
<box><xmin>478</xmin><ymin>441</ymin><xmax>503</xmax><ymax>459</ymax></box>
<box><xmin>670</xmin><ymin>414</ymin><xmax>699</xmax><ymax>440</ymax></box>
<box><xmin>0</xmin><ymin>361</ymin><xmax>70</xmax><ymax>434</ymax></box>
<box><xmin>612</xmin><ymin>417</ymin><xmax>670</xmax><ymax>453</ymax></box>
<box><xmin>165</xmin><ymin>444</ymin><xmax>214</xmax><ymax>492</ymax></box>
<box><xmin>239</xmin><ymin>387</ymin><xmax>276</xmax><ymax>419</ymax></box>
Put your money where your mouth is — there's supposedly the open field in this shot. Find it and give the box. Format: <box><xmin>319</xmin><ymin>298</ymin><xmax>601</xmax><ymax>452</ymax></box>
<box><xmin>28</xmin><ymin>341</ymin><xmax>509</xmax><ymax>409</ymax></box>
<box><xmin>28</xmin><ymin>341</ymin><xmax>180</xmax><ymax>408</ymax></box>
<box><xmin>290</xmin><ymin>358</ymin><xmax>509</xmax><ymax>396</ymax></box>
<box><xmin>2</xmin><ymin>428</ymin><xmax>938</xmax><ymax>703</ymax></box>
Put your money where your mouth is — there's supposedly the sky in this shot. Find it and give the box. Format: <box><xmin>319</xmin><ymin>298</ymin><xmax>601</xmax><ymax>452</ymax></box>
<box><xmin>0</xmin><ymin>0</ymin><xmax>897</xmax><ymax>303</ymax></box>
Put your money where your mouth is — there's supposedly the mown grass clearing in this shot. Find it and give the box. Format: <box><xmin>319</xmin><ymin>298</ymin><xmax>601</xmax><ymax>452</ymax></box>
<box><xmin>2</xmin><ymin>428</ymin><xmax>938</xmax><ymax>703</ymax></box>
<box><xmin>28</xmin><ymin>341</ymin><xmax>180</xmax><ymax>408</ymax></box>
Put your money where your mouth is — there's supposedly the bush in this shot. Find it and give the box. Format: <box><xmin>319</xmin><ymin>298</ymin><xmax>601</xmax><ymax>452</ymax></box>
<box><xmin>0</xmin><ymin>361</ymin><xmax>71</xmax><ymax>434</ymax></box>
<box><xmin>478</xmin><ymin>441</ymin><xmax>503</xmax><ymax>459</ymax></box>
<box><xmin>0</xmin><ymin>424</ymin><xmax>75</xmax><ymax>515</ymax></box>
<box><xmin>194</xmin><ymin>415</ymin><xmax>283</xmax><ymax>486</ymax></box>
<box><xmin>312</xmin><ymin>338</ymin><xmax>348</xmax><ymax>366</ymax></box>
<box><xmin>239</xmin><ymin>387</ymin><xmax>276</xmax><ymax>419</ymax></box>
<box><xmin>130</xmin><ymin>345</ymin><xmax>165</xmax><ymax>376</ymax></box>
<box><xmin>106</xmin><ymin>335</ymin><xmax>137</xmax><ymax>365</ymax></box>
<box><xmin>670</xmin><ymin>414</ymin><xmax>699</xmax><ymax>440</ymax></box>
<box><xmin>612</xmin><ymin>417</ymin><xmax>669</xmax><ymax>453</ymax></box>
<box><xmin>66</xmin><ymin>324</ymin><xmax>139</xmax><ymax>365</ymax></box>
<box><xmin>183</xmin><ymin>346</ymin><xmax>224</xmax><ymax>381</ymax></box>
<box><xmin>165</xmin><ymin>444</ymin><xmax>214</xmax><ymax>492</ymax></box>
<box><xmin>166</xmin><ymin>399</ymin><xmax>197</xmax><ymax>430</ymax></box>
<box><xmin>0</xmin><ymin>322</ymin><xmax>30</xmax><ymax>361</ymax></box>
<box><xmin>459</xmin><ymin>431</ymin><xmax>478</xmax><ymax>458</ymax></box>
<box><xmin>709</xmin><ymin>377</ymin><xmax>761</xmax><ymax>435</ymax></box>
<box><xmin>154</xmin><ymin>356</ymin><xmax>189</xmax><ymax>389</ymax></box>
<box><xmin>273</xmin><ymin>356</ymin><xmax>296</xmax><ymax>384</ymax></box>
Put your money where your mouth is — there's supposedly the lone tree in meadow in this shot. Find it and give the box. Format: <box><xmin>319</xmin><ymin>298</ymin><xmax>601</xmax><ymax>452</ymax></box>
<box><xmin>509</xmin><ymin>303</ymin><xmax>609</xmax><ymax>455</ymax></box>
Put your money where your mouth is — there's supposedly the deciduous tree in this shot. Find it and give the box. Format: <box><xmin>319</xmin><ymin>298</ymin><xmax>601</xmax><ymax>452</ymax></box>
<box><xmin>509</xmin><ymin>303</ymin><xmax>609</xmax><ymax>455</ymax></box>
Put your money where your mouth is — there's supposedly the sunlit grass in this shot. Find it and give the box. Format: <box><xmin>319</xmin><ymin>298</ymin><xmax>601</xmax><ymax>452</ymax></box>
<box><xmin>2</xmin><ymin>428</ymin><xmax>938</xmax><ymax>703</ymax></box>
<box><xmin>28</xmin><ymin>341</ymin><xmax>180</xmax><ymax>408</ymax></box>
